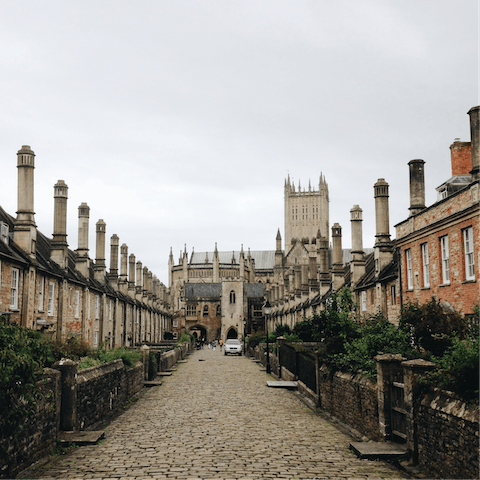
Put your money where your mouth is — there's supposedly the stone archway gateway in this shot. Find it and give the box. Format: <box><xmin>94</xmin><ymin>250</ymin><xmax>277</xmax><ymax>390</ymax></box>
<box><xmin>226</xmin><ymin>327</ymin><xmax>238</xmax><ymax>339</ymax></box>
<box><xmin>189</xmin><ymin>325</ymin><xmax>207</xmax><ymax>342</ymax></box>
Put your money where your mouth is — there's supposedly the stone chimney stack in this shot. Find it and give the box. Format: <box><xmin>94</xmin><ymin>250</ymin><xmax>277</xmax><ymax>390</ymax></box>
<box><xmin>374</xmin><ymin>179</ymin><xmax>393</xmax><ymax>274</ymax></box>
<box><xmin>468</xmin><ymin>106</ymin><xmax>480</xmax><ymax>180</ymax></box>
<box><xmin>128</xmin><ymin>253</ymin><xmax>136</xmax><ymax>296</ymax></box>
<box><xmin>331</xmin><ymin>223</ymin><xmax>344</xmax><ymax>290</ymax></box>
<box><xmin>449</xmin><ymin>142</ymin><xmax>472</xmax><ymax>175</ymax></box>
<box><xmin>350</xmin><ymin>205</ymin><xmax>365</xmax><ymax>285</ymax></box>
<box><xmin>408</xmin><ymin>160</ymin><xmax>426</xmax><ymax>216</ymax></box>
<box><xmin>14</xmin><ymin>145</ymin><xmax>37</xmax><ymax>259</ymax></box>
<box><xmin>76</xmin><ymin>203</ymin><xmax>90</xmax><ymax>277</ymax></box>
<box><xmin>94</xmin><ymin>219</ymin><xmax>106</xmax><ymax>282</ymax></box>
<box><xmin>136</xmin><ymin>261</ymin><xmax>143</xmax><ymax>300</ymax></box>
<box><xmin>108</xmin><ymin>234</ymin><xmax>119</xmax><ymax>287</ymax></box>
<box><xmin>50</xmin><ymin>180</ymin><xmax>69</xmax><ymax>269</ymax></box>
<box><xmin>118</xmin><ymin>244</ymin><xmax>128</xmax><ymax>294</ymax></box>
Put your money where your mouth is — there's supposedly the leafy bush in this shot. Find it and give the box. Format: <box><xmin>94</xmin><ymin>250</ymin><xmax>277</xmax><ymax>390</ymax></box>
<box><xmin>284</xmin><ymin>332</ymin><xmax>302</xmax><ymax>343</ymax></box>
<box><xmin>399</xmin><ymin>298</ymin><xmax>467</xmax><ymax>356</ymax></box>
<box><xmin>421</xmin><ymin>332</ymin><xmax>479</xmax><ymax>402</ymax></box>
<box><xmin>293</xmin><ymin>318</ymin><xmax>315</xmax><ymax>342</ymax></box>
<box><xmin>331</xmin><ymin>315</ymin><xmax>416</xmax><ymax>377</ymax></box>
<box><xmin>247</xmin><ymin>332</ymin><xmax>265</xmax><ymax>349</ymax></box>
<box><xmin>78</xmin><ymin>346</ymin><xmax>142</xmax><ymax>370</ymax></box>
<box><xmin>177</xmin><ymin>333</ymin><xmax>192</xmax><ymax>344</ymax></box>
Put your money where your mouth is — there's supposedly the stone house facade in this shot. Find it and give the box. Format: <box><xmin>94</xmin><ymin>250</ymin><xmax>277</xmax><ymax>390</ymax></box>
<box><xmin>0</xmin><ymin>146</ymin><xmax>171</xmax><ymax>347</ymax></box>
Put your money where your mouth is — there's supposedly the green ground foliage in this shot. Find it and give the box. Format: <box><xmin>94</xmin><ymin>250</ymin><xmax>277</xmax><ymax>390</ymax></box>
<box><xmin>0</xmin><ymin>316</ymin><xmax>143</xmax><ymax>442</ymax></box>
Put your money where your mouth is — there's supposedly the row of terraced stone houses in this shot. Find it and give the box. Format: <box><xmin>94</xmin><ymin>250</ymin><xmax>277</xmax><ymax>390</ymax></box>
<box><xmin>0</xmin><ymin>146</ymin><xmax>172</xmax><ymax>347</ymax></box>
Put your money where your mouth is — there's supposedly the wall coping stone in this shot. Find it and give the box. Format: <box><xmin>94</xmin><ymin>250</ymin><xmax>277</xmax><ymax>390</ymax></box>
<box><xmin>421</xmin><ymin>389</ymin><xmax>479</xmax><ymax>423</ymax></box>
<box><xmin>76</xmin><ymin>359</ymin><xmax>124</xmax><ymax>384</ymax></box>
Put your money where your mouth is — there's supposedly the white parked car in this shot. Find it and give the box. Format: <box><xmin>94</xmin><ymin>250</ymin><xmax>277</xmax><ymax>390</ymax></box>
<box><xmin>224</xmin><ymin>339</ymin><xmax>242</xmax><ymax>355</ymax></box>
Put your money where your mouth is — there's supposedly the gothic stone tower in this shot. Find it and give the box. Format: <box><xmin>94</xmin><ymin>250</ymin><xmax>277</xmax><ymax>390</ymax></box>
<box><xmin>284</xmin><ymin>174</ymin><xmax>329</xmax><ymax>250</ymax></box>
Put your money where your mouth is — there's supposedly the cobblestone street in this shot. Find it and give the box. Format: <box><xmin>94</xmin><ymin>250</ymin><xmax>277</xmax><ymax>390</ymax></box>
<box><xmin>26</xmin><ymin>348</ymin><xmax>406</xmax><ymax>479</ymax></box>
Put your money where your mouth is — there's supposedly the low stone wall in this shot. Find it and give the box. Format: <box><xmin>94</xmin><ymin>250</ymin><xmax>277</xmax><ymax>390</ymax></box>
<box><xmin>250</xmin><ymin>344</ymin><xmax>280</xmax><ymax>376</ymax></box>
<box><xmin>75</xmin><ymin>359</ymin><xmax>144</xmax><ymax>431</ymax></box>
<box><xmin>318</xmin><ymin>366</ymin><xmax>380</xmax><ymax>441</ymax></box>
<box><xmin>0</xmin><ymin>368</ymin><xmax>61</xmax><ymax>479</ymax></box>
<box><xmin>416</xmin><ymin>390</ymin><xmax>479</xmax><ymax>480</ymax></box>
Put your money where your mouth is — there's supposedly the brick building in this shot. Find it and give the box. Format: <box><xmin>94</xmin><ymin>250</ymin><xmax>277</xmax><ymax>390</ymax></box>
<box><xmin>394</xmin><ymin>106</ymin><xmax>479</xmax><ymax>316</ymax></box>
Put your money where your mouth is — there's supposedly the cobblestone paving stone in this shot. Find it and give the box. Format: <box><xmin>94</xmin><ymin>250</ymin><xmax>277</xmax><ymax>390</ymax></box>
<box><xmin>30</xmin><ymin>348</ymin><xmax>407</xmax><ymax>479</ymax></box>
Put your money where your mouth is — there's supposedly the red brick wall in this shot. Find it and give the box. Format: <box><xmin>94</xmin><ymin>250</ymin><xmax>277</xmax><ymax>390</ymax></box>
<box><xmin>450</xmin><ymin>141</ymin><xmax>472</xmax><ymax>176</ymax></box>
<box><xmin>399</xmin><ymin>216</ymin><xmax>478</xmax><ymax>314</ymax></box>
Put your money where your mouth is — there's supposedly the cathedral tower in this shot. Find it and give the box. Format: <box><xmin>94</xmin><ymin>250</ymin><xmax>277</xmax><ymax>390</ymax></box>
<box><xmin>284</xmin><ymin>174</ymin><xmax>329</xmax><ymax>250</ymax></box>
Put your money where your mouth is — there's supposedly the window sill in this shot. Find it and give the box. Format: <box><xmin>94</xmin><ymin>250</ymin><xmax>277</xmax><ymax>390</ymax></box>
<box><xmin>9</xmin><ymin>308</ymin><xmax>19</xmax><ymax>312</ymax></box>
<box><xmin>420</xmin><ymin>287</ymin><xmax>431</xmax><ymax>290</ymax></box>
<box><xmin>462</xmin><ymin>279</ymin><xmax>476</xmax><ymax>284</ymax></box>
<box><xmin>405</xmin><ymin>289</ymin><xmax>414</xmax><ymax>292</ymax></box>
<box><xmin>438</xmin><ymin>283</ymin><xmax>450</xmax><ymax>287</ymax></box>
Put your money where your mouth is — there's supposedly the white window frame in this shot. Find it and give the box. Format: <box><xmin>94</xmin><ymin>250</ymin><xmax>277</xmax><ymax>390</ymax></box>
<box><xmin>74</xmin><ymin>290</ymin><xmax>80</xmax><ymax>318</ymax></box>
<box><xmin>361</xmin><ymin>291</ymin><xmax>367</xmax><ymax>311</ymax></box>
<box><xmin>440</xmin><ymin>236</ymin><xmax>450</xmax><ymax>284</ymax></box>
<box><xmin>95</xmin><ymin>295</ymin><xmax>100</xmax><ymax>319</ymax></box>
<box><xmin>464</xmin><ymin>227</ymin><xmax>475</xmax><ymax>280</ymax></box>
<box><xmin>390</xmin><ymin>285</ymin><xmax>396</xmax><ymax>305</ymax></box>
<box><xmin>48</xmin><ymin>282</ymin><xmax>55</xmax><ymax>316</ymax></box>
<box><xmin>10</xmin><ymin>268</ymin><xmax>19</xmax><ymax>309</ymax></box>
<box><xmin>421</xmin><ymin>243</ymin><xmax>430</xmax><ymax>287</ymax></box>
<box><xmin>405</xmin><ymin>249</ymin><xmax>413</xmax><ymax>289</ymax></box>
<box><xmin>38</xmin><ymin>275</ymin><xmax>45</xmax><ymax>311</ymax></box>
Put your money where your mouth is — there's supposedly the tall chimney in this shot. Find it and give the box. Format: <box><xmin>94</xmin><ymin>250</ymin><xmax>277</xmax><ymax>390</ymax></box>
<box><xmin>76</xmin><ymin>203</ymin><xmax>90</xmax><ymax>277</ymax></box>
<box><xmin>136</xmin><ymin>261</ymin><xmax>143</xmax><ymax>299</ymax></box>
<box><xmin>350</xmin><ymin>205</ymin><xmax>365</xmax><ymax>285</ymax></box>
<box><xmin>94</xmin><ymin>219</ymin><xmax>106</xmax><ymax>282</ymax></box>
<box><xmin>119</xmin><ymin>244</ymin><xmax>128</xmax><ymax>294</ymax></box>
<box><xmin>331</xmin><ymin>223</ymin><xmax>344</xmax><ymax>290</ymax></box>
<box><xmin>14</xmin><ymin>145</ymin><xmax>37</xmax><ymax>259</ymax></box>
<box><xmin>108</xmin><ymin>234</ymin><xmax>119</xmax><ymax>287</ymax></box>
<box><xmin>374</xmin><ymin>179</ymin><xmax>393</xmax><ymax>274</ymax></box>
<box><xmin>408</xmin><ymin>160</ymin><xmax>426</xmax><ymax>216</ymax></box>
<box><xmin>50</xmin><ymin>180</ymin><xmax>69</xmax><ymax>269</ymax></box>
<box><xmin>128</xmin><ymin>253</ymin><xmax>136</xmax><ymax>296</ymax></box>
<box><xmin>468</xmin><ymin>106</ymin><xmax>480</xmax><ymax>180</ymax></box>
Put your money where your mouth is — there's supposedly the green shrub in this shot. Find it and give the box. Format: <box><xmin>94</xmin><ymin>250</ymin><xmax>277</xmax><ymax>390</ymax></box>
<box><xmin>399</xmin><ymin>298</ymin><xmax>467</xmax><ymax>356</ymax></box>
<box><xmin>421</xmin><ymin>333</ymin><xmax>479</xmax><ymax>402</ymax></box>
<box><xmin>331</xmin><ymin>315</ymin><xmax>415</xmax><ymax>377</ymax></box>
<box><xmin>293</xmin><ymin>318</ymin><xmax>315</xmax><ymax>342</ymax></box>
<box><xmin>247</xmin><ymin>332</ymin><xmax>265</xmax><ymax>349</ymax></box>
<box><xmin>177</xmin><ymin>333</ymin><xmax>191</xmax><ymax>344</ymax></box>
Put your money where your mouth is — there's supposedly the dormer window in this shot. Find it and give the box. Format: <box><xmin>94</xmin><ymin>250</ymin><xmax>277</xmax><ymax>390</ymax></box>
<box><xmin>0</xmin><ymin>222</ymin><xmax>8</xmax><ymax>245</ymax></box>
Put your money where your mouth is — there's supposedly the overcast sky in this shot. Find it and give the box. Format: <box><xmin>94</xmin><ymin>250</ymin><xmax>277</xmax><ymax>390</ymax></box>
<box><xmin>0</xmin><ymin>0</ymin><xmax>478</xmax><ymax>285</ymax></box>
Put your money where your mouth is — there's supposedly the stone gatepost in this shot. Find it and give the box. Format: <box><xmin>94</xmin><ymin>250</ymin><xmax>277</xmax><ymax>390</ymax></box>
<box><xmin>140</xmin><ymin>344</ymin><xmax>150</xmax><ymax>380</ymax></box>
<box><xmin>55</xmin><ymin>359</ymin><xmax>78</xmax><ymax>431</ymax></box>
<box><xmin>375</xmin><ymin>354</ymin><xmax>406</xmax><ymax>440</ymax></box>
<box><xmin>277</xmin><ymin>336</ymin><xmax>285</xmax><ymax>379</ymax></box>
<box><xmin>402</xmin><ymin>358</ymin><xmax>436</xmax><ymax>462</ymax></box>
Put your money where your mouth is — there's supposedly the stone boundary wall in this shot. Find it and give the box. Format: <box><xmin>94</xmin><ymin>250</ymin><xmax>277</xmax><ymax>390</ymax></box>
<box><xmin>318</xmin><ymin>366</ymin><xmax>380</xmax><ymax>441</ymax></box>
<box><xmin>76</xmin><ymin>360</ymin><xmax>144</xmax><ymax>431</ymax></box>
<box><xmin>0</xmin><ymin>368</ymin><xmax>61</xmax><ymax>479</ymax></box>
<box><xmin>416</xmin><ymin>389</ymin><xmax>479</xmax><ymax>480</ymax></box>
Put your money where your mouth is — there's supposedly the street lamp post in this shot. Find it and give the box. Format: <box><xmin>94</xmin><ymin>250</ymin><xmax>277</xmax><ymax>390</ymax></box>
<box><xmin>243</xmin><ymin>318</ymin><xmax>246</xmax><ymax>356</ymax></box>
<box><xmin>263</xmin><ymin>300</ymin><xmax>272</xmax><ymax>374</ymax></box>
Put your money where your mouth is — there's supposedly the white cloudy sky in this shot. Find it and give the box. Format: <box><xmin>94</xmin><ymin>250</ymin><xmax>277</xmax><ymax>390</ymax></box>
<box><xmin>0</xmin><ymin>0</ymin><xmax>478</xmax><ymax>285</ymax></box>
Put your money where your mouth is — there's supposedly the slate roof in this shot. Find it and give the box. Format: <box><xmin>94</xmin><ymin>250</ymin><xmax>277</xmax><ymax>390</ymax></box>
<box><xmin>245</xmin><ymin>283</ymin><xmax>264</xmax><ymax>297</ymax></box>
<box><xmin>185</xmin><ymin>283</ymin><xmax>222</xmax><ymax>299</ymax></box>
<box><xmin>189</xmin><ymin>250</ymin><xmax>276</xmax><ymax>270</ymax></box>
<box><xmin>184</xmin><ymin>282</ymin><xmax>265</xmax><ymax>299</ymax></box>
